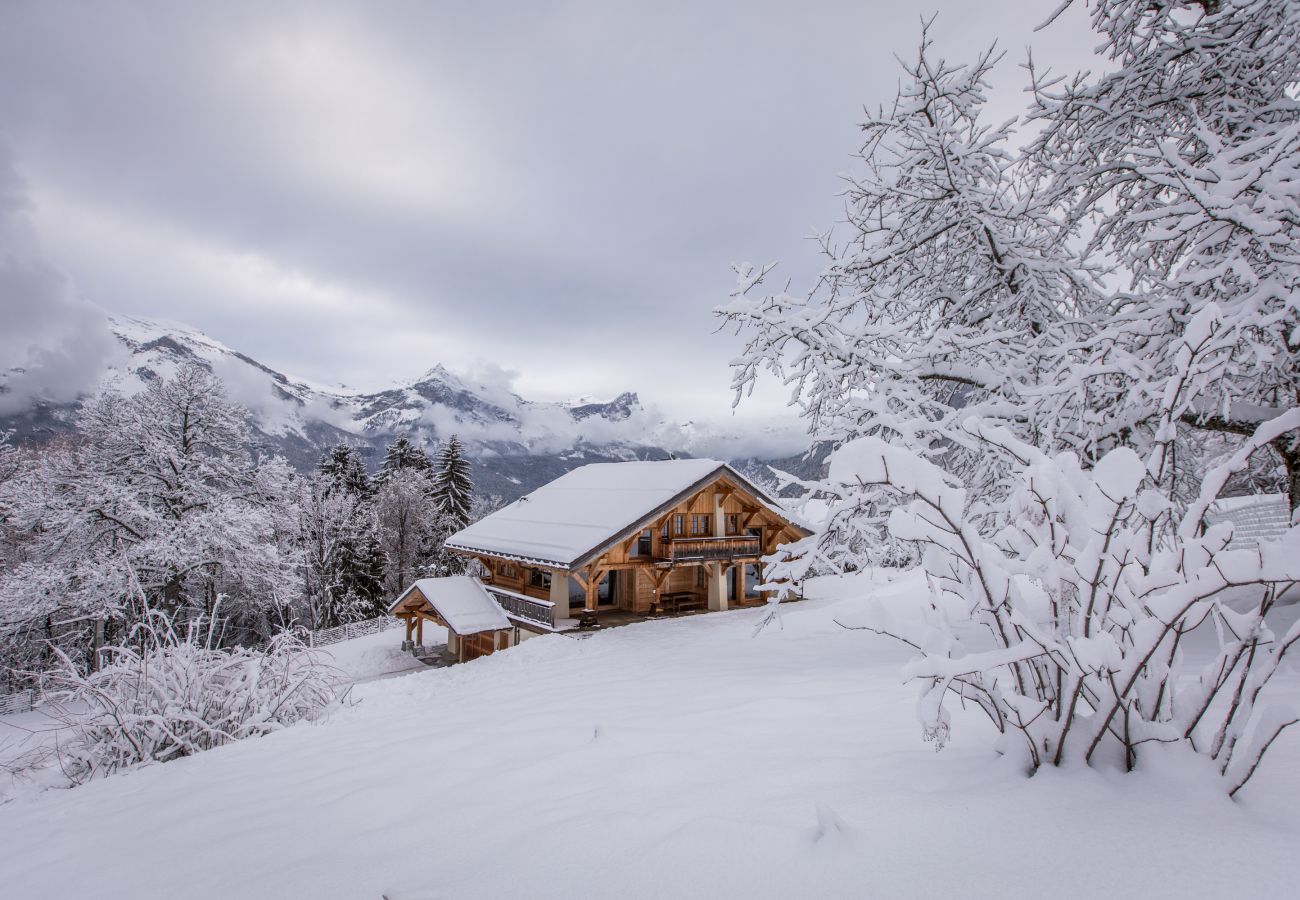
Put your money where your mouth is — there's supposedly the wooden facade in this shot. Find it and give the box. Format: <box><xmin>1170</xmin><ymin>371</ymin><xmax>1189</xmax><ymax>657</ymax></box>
<box><xmin>453</xmin><ymin>471</ymin><xmax>808</xmax><ymax>631</ymax></box>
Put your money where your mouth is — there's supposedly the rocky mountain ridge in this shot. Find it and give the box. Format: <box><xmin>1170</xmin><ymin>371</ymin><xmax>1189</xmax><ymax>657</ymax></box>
<box><xmin>2</xmin><ymin>315</ymin><xmax>820</xmax><ymax>501</ymax></box>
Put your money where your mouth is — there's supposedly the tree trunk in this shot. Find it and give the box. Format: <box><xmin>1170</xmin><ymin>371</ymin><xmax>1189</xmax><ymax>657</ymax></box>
<box><xmin>1274</xmin><ymin>436</ymin><xmax>1300</xmax><ymax>516</ymax></box>
<box><xmin>91</xmin><ymin>617</ymin><xmax>105</xmax><ymax>672</ymax></box>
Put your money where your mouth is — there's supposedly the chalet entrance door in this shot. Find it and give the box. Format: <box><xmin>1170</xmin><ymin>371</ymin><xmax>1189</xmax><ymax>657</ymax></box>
<box><xmin>597</xmin><ymin>571</ymin><xmax>617</xmax><ymax>607</ymax></box>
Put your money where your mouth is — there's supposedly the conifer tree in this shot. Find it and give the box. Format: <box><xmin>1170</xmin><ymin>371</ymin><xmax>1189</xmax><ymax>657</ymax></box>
<box><xmin>376</xmin><ymin>435</ymin><xmax>432</xmax><ymax>484</ymax></box>
<box><xmin>318</xmin><ymin>444</ymin><xmax>371</xmax><ymax>499</ymax></box>
<box><xmin>431</xmin><ymin>435</ymin><xmax>473</xmax><ymax>533</ymax></box>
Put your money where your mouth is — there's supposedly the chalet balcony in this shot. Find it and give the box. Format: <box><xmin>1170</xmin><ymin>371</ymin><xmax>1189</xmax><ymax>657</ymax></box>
<box><xmin>487</xmin><ymin>587</ymin><xmax>556</xmax><ymax>630</ymax></box>
<box><xmin>661</xmin><ymin>535</ymin><xmax>762</xmax><ymax>563</ymax></box>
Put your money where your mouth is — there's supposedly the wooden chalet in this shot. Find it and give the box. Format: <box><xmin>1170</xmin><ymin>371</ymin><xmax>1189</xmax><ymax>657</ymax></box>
<box><xmin>444</xmin><ymin>459</ymin><xmax>811</xmax><ymax>635</ymax></box>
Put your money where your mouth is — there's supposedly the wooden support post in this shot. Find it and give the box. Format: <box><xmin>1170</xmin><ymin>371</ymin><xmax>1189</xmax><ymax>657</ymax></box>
<box><xmin>584</xmin><ymin>566</ymin><xmax>599</xmax><ymax>612</ymax></box>
<box><xmin>549</xmin><ymin>570</ymin><xmax>570</xmax><ymax>623</ymax></box>
<box><xmin>416</xmin><ymin>615</ymin><xmax>424</xmax><ymax>647</ymax></box>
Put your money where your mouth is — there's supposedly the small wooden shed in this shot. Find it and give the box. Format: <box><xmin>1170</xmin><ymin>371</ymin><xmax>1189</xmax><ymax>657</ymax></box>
<box><xmin>388</xmin><ymin>576</ymin><xmax>514</xmax><ymax>663</ymax></box>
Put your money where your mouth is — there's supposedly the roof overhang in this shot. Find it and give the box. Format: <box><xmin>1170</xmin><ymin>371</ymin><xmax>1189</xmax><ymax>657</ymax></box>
<box><xmin>443</xmin><ymin>545</ymin><xmax>571</xmax><ymax>571</ymax></box>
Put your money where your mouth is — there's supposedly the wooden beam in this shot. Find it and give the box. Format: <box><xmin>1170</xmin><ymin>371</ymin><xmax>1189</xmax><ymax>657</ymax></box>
<box><xmin>584</xmin><ymin>564</ymin><xmax>605</xmax><ymax>612</ymax></box>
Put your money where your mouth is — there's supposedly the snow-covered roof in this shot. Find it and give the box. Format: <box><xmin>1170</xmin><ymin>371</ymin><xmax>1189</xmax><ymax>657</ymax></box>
<box><xmin>446</xmin><ymin>459</ymin><xmax>799</xmax><ymax>569</ymax></box>
<box><xmin>388</xmin><ymin>576</ymin><xmax>512</xmax><ymax>635</ymax></box>
<box><xmin>1205</xmin><ymin>494</ymin><xmax>1291</xmax><ymax>551</ymax></box>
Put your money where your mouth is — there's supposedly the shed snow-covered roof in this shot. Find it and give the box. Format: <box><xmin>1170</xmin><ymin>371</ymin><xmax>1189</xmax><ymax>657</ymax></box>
<box><xmin>387</xmin><ymin>576</ymin><xmax>511</xmax><ymax>635</ymax></box>
<box><xmin>446</xmin><ymin>458</ymin><xmax>796</xmax><ymax>569</ymax></box>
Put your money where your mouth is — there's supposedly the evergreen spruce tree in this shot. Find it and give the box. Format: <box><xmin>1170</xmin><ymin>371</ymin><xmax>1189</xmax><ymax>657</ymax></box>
<box><xmin>376</xmin><ymin>435</ymin><xmax>432</xmax><ymax>484</ymax></box>
<box><xmin>431</xmin><ymin>435</ymin><xmax>473</xmax><ymax>532</ymax></box>
<box><xmin>318</xmin><ymin>444</ymin><xmax>371</xmax><ymax>498</ymax></box>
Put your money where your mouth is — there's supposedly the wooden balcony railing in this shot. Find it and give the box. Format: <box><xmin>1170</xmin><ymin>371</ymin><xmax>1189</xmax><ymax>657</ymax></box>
<box><xmin>664</xmin><ymin>535</ymin><xmax>762</xmax><ymax>562</ymax></box>
<box><xmin>487</xmin><ymin>587</ymin><xmax>555</xmax><ymax>629</ymax></box>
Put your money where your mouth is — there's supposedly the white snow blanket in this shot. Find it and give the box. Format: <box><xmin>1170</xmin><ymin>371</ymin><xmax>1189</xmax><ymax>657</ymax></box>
<box><xmin>390</xmin><ymin>576</ymin><xmax>511</xmax><ymax>635</ymax></box>
<box><xmin>1</xmin><ymin>569</ymin><xmax>1298</xmax><ymax>899</ymax></box>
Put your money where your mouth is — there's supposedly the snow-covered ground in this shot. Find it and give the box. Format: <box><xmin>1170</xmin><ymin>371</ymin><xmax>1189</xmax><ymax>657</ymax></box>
<box><xmin>0</xmin><ymin>569</ymin><xmax>1297</xmax><ymax>899</ymax></box>
<box><xmin>319</xmin><ymin>624</ymin><xmax>446</xmax><ymax>683</ymax></box>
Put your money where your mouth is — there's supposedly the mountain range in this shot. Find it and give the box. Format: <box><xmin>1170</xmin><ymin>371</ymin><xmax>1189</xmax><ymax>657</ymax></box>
<box><xmin>1</xmin><ymin>315</ymin><xmax>822</xmax><ymax>502</ymax></box>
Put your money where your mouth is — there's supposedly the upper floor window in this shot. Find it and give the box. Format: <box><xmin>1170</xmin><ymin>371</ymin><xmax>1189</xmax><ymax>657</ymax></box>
<box><xmin>637</xmin><ymin>529</ymin><xmax>653</xmax><ymax>557</ymax></box>
<box><xmin>691</xmin><ymin>514</ymin><xmax>711</xmax><ymax>536</ymax></box>
<box><xmin>674</xmin><ymin>514</ymin><xmax>685</xmax><ymax>535</ymax></box>
<box><xmin>529</xmin><ymin>568</ymin><xmax>552</xmax><ymax>589</ymax></box>
<box><xmin>726</xmin><ymin>514</ymin><xmax>740</xmax><ymax>535</ymax></box>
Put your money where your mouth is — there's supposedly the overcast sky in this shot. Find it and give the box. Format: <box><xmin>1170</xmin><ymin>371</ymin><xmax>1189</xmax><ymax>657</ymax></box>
<box><xmin>0</xmin><ymin>1</ymin><xmax>1097</xmax><ymax>423</ymax></box>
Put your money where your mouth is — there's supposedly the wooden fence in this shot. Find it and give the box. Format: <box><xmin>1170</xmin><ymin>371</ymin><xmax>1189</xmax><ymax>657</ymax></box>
<box><xmin>306</xmin><ymin>616</ymin><xmax>404</xmax><ymax>648</ymax></box>
<box><xmin>0</xmin><ymin>688</ymin><xmax>38</xmax><ymax>716</ymax></box>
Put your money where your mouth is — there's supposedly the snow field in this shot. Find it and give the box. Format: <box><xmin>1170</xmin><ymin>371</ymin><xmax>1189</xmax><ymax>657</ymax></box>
<box><xmin>319</xmin><ymin>624</ymin><xmax>445</xmax><ymax>683</ymax></box>
<box><xmin>0</xmin><ymin>570</ymin><xmax>1295</xmax><ymax>899</ymax></box>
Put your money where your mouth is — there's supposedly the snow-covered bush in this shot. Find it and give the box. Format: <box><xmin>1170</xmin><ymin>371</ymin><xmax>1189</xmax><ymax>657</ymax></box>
<box><xmin>41</xmin><ymin>609</ymin><xmax>344</xmax><ymax>783</ymax></box>
<box><xmin>797</xmin><ymin>414</ymin><xmax>1299</xmax><ymax>795</ymax></box>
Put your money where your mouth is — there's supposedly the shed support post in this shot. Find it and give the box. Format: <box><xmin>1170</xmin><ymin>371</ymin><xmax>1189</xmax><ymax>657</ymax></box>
<box><xmin>549</xmin><ymin>570</ymin><xmax>569</xmax><ymax>624</ymax></box>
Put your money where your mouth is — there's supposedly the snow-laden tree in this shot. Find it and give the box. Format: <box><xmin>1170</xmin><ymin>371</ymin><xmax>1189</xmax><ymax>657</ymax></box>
<box><xmin>723</xmin><ymin>28</ymin><xmax>1110</xmax><ymax>533</ymax></box>
<box><xmin>1029</xmin><ymin>0</ymin><xmax>1300</xmax><ymax>510</ymax></box>
<box><xmin>0</xmin><ymin>430</ymin><xmax>17</xmax><ymax>489</ymax></box>
<box><xmin>318</xmin><ymin>443</ymin><xmax>373</xmax><ymax>499</ymax></box>
<box><xmin>375</xmin><ymin>434</ymin><xmax>432</xmax><ymax>484</ymax></box>
<box><xmin>722</xmin><ymin>1</ymin><xmax>1300</xmax><ymax>793</ymax></box>
<box><xmin>431</xmin><ymin>435</ymin><xmax>473</xmax><ymax>532</ymax></box>
<box><xmin>298</xmin><ymin>446</ymin><xmax>385</xmax><ymax>630</ymax></box>
<box><xmin>0</xmin><ymin>430</ymin><xmax>25</xmax><ymax>576</ymax></box>
<box><xmin>373</xmin><ymin>467</ymin><xmax>442</xmax><ymax>595</ymax></box>
<box><xmin>298</xmin><ymin>478</ymin><xmax>371</xmax><ymax>630</ymax></box>
<box><xmin>0</xmin><ymin>365</ymin><xmax>301</xmax><ymax>673</ymax></box>
<box><xmin>426</xmin><ymin>435</ymin><xmax>474</xmax><ymax>577</ymax></box>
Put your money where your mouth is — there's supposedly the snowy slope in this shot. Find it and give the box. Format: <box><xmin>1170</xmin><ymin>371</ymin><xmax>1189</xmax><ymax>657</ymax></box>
<box><xmin>1</xmin><ymin>314</ymin><xmax>814</xmax><ymax>501</ymax></box>
<box><xmin>0</xmin><ymin>570</ymin><xmax>1296</xmax><ymax>900</ymax></box>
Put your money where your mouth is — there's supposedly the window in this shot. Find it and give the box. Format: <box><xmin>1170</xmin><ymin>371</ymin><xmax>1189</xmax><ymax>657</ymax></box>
<box><xmin>637</xmin><ymin>529</ymin><xmax>653</xmax><ymax>557</ymax></box>
<box><xmin>674</xmin><ymin>514</ymin><xmax>685</xmax><ymax>535</ymax></box>
<box><xmin>726</xmin><ymin>514</ymin><xmax>740</xmax><ymax>535</ymax></box>
<box><xmin>529</xmin><ymin>568</ymin><xmax>552</xmax><ymax>589</ymax></box>
<box><xmin>690</xmin><ymin>514</ymin><xmax>711</xmax><ymax>536</ymax></box>
<box><xmin>500</xmin><ymin>563</ymin><xmax>516</xmax><ymax>578</ymax></box>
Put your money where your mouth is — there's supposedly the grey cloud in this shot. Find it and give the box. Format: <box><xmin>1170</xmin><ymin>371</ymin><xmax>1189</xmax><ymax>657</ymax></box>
<box><xmin>0</xmin><ymin>1</ymin><xmax>1099</xmax><ymax>421</ymax></box>
<box><xmin>0</xmin><ymin>145</ymin><xmax>121</xmax><ymax>415</ymax></box>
